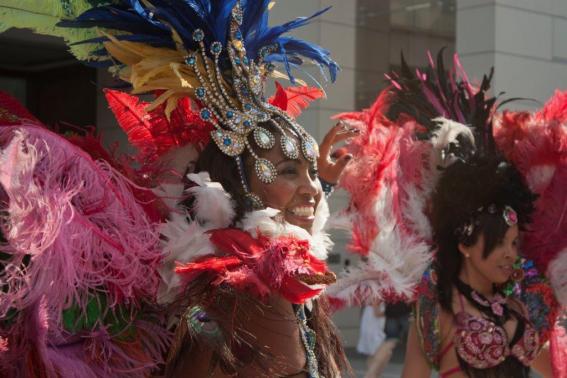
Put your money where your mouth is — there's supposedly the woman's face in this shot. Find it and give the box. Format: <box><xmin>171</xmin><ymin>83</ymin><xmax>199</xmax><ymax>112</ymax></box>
<box><xmin>248</xmin><ymin>135</ymin><xmax>322</xmax><ymax>233</ymax></box>
<box><xmin>459</xmin><ymin>225</ymin><xmax>519</xmax><ymax>285</ymax></box>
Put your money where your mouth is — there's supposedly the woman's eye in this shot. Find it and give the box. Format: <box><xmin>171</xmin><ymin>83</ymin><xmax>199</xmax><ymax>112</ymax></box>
<box><xmin>279</xmin><ymin>167</ymin><xmax>297</xmax><ymax>175</ymax></box>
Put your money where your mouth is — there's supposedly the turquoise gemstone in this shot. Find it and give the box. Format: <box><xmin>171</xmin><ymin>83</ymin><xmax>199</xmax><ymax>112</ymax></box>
<box><xmin>200</xmin><ymin>109</ymin><xmax>211</xmax><ymax>120</ymax></box>
<box><xmin>192</xmin><ymin>29</ymin><xmax>204</xmax><ymax>42</ymax></box>
<box><xmin>211</xmin><ymin>41</ymin><xmax>222</xmax><ymax>54</ymax></box>
<box><xmin>185</xmin><ymin>56</ymin><xmax>196</xmax><ymax>66</ymax></box>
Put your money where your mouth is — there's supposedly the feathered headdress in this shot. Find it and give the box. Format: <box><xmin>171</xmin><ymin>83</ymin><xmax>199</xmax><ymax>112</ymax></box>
<box><xmin>1</xmin><ymin>0</ymin><xmax>336</xmax><ymax>206</ymax></box>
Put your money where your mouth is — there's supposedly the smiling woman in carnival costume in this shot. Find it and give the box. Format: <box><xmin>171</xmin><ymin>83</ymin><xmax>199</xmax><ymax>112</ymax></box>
<box><xmin>327</xmin><ymin>53</ymin><xmax>566</xmax><ymax>377</ymax></box>
<box><xmin>0</xmin><ymin>1</ymin><xmax>356</xmax><ymax>377</ymax></box>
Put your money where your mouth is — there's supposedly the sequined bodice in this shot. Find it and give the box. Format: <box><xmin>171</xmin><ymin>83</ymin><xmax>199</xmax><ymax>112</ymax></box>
<box><xmin>453</xmin><ymin>309</ymin><xmax>539</xmax><ymax>369</ymax></box>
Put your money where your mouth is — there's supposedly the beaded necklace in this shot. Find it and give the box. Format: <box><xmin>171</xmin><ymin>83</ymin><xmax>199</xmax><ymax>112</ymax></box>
<box><xmin>295</xmin><ymin>304</ymin><xmax>319</xmax><ymax>378</ymax></box>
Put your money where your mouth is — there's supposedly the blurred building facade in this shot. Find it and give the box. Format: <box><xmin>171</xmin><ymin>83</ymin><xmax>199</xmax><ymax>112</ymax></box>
<box><xmin>1</xmin><ymin>0</ymin><xmax>566</xmax><ymax>348</ymax></box>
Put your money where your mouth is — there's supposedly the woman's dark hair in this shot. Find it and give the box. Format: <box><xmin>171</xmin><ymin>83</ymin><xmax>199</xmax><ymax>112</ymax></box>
<box><xmin>192</xmin><ymin>141</ymin><xmax>251</xmax><ymax>221</ymax></box>
<box><xmin>431</xmin><ymin>156</ymin><xmax>537</xmax><ymax>314</ymax></box>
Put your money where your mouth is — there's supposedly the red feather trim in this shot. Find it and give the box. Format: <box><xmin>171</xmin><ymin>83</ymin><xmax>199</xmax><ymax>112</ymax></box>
<box><xmin>176</xmin><ymin>228</ymin><xmax>333</xmax><ymax>304</ymax></box>
<box><xmin>209</xmin><ymin>228</ymin><xmax>265</xmax><ymax>259</ymax></box>
<box><xmin>104</xmin><ymin>90</ymin><xmax>212</xmax><ymax>162</ymax></box>
<box><xmin>268</xmin><ymin>82</ymin><xmax>325</xmax><ymax>118</ymax></box>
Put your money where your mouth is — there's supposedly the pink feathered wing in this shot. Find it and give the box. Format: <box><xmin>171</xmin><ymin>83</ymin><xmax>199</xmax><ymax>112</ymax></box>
<box><xmin>0</xmin><ymin>93</ymin><xmax>169</xmax><ymax>377</ymax></box>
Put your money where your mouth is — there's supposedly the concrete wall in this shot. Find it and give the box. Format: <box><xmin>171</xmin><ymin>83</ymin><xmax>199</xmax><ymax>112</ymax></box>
<box><xmin>457</xmin><ymin>0</ymin><xmax>567</xmax><ymax>108</ymax></box>
<box><xmin>269</xmin><ymin>0</ymin><xmax>362</xmax><ymax>347</ymax></box>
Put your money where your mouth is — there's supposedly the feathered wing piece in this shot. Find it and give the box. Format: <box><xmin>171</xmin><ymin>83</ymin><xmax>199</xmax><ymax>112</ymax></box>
<box><xmin>0</xmin><ymin>92</ymin><xmax>169</xmax><ymax>377</ymax></box>
<box><xmin>494</xmin><ymin>91</ymin><xmax>567</xmax><ymax>305</ymax></box>
<box><xmin>326</xmin><ymin>105</ymin><xmax>476</xmax><ymax>305</ymax></box>
<box><xmin>104</xmin><ymin>88</ymin><xmax>213</xmax><ymax>163</ymax></box>
<box><xmin>327</xmin><ymin>51</ymin><xmax>534</xmax><ymax>307</ymax></box>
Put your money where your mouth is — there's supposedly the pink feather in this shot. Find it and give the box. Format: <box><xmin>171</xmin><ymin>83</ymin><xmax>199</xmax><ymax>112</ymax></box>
<box><xmin>0</xmin><ymin>121</ymin><xmax>169</xmax><ymax>375</ymax></box>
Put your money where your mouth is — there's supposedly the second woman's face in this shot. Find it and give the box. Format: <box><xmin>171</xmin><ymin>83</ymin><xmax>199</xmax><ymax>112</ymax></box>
<box><xmin>462</xmin><ymin>225</ymin><xmax>520</xmax><ymax>285</ymax></box>
<box><xmin>248</xmin><ymin>135</ymin><xmax>322</xmax><ymax>233</ymax></box>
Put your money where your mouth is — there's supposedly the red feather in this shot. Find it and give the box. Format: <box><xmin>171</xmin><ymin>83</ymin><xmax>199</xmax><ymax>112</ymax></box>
<box><xmin>0</xmin><ymin>91</ymin><xmax>39</xmax><ymax>125</ymax></box>
<box><xmin>178</xmin><ymin>228</ymin><xmax>333</xmax><ymax>304</ymax></box>
<box><xmin>269</xmin><ymin>82</ymin><xmax>288</xmax><ymax>111</ymax></box>
<box><xmin>209</xmin><ymin>228</ymin><xmax>265</xmax><ymax>259</ymax></box>
<box><xmin>104</xmin><ymin>89</ymin><xmax>212</xmax><ymax>162</ymax></box>
<box><xmin>268</xmin><ymin>82</ymin><xmax>325</xmax><ymax>118</ymax></box>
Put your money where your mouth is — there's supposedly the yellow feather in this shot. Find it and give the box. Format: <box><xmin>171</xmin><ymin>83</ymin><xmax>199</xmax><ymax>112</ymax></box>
<box><xmin>147</xmin><ymin>89</ymin><xmax>178</xmax><ymax>112</ymax></box>
<box><xmin>170</xmin><ymin>63</ymin><xmax>193</xmax><ymax>88</ymax></box>
<box><xmin>270</xmin><ymin>69</ymin><xmax>307</xmax><ymax>86</ymax></box>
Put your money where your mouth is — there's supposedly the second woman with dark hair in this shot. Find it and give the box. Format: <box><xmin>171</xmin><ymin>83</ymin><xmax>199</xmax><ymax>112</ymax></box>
<box><xmin>403</xmin><ymin>156</ymin><xmax>557</xmax><ymax>378</ymax></box>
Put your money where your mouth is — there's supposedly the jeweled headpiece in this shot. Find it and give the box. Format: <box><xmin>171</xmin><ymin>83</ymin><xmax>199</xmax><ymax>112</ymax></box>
<box><xmin>54</xmin><ymin>0</ymin><xmax>338</xmax><ymax>207</ymax></box>
<box><xmin>456</xmin><ymin>204</ymin><xmax>519</xmax><ymax>239</ymax></box>
<box><xmin>185</xmin><ymin>3</ymin><xmax>319</xmax><ymax>203</ymax></box>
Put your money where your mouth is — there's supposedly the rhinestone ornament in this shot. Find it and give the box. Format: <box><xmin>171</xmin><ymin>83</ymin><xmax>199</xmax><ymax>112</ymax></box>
<box><xmin>281</xmin><ymin>135</ymin><xmax>299</xmax><ymax>159</ymax></box>
<box><xmin>192</xmin><ymin>29</ymin><xmax>204</xmax><ymax>42</ymax></box>
<box><xmin>301</xmin><ymin>136</ymin><xmax>318</xmax><ymax>163</ymax></box>
<box><xmin>253</xmin><ymin>128</ymin><xmax>275</xmax><ymax>149</ymax></box>
<box><xmin>255</xmin><ymin>159</ymin><xmax>277</xmax><ymax>183</ymax></box>
<box><xmin>211</xmin><ymin>130</ymin><xmax>245</xmax><ymax>156</ymax></box>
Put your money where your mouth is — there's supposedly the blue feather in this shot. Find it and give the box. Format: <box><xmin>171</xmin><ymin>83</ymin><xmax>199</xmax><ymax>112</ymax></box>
<box><xmin>59</xmin><ymin>0</ymin><xmax>339</xmax><ymax>82</ymax></box>
<box><xmin>240</xmin><ymin>0</ymin><xmax>270</xmax><ymax>37</ymax></box>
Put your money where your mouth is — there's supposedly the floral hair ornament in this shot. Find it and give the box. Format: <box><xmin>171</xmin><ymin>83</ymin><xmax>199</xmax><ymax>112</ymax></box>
<box><xmin>503</xmin><ymin>205</ymin><xmax>518</xmax><ymax>226</ymax></box>
<box><xmin>456</xmin><ymin>204</ymin><xmax>519</xmax><ymax>239</ymax></box>
<box><xmin>58</xmin><ymin>0</ymin><xmax>338</xmax><ymax>209</ymax></box>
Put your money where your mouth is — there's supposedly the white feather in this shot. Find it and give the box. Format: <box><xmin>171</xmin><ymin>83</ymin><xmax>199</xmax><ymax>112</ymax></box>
<box><xmin>328</xmin><ymin>183</ymin><xmax>432</xmax><ymax>305</ymax></box>
<box><xmin>526</xmin><ymin>165</ymin><xmax>556</xmax><ymax>193</ymax></box>
<box><xmin>547</xmin><ymin>247</ymin><xmax>567</xmax><ymax>306</ymax></box>
<box><xmin>369</xmin><ymin>186</ymin><xmax>432</xmax><ymax>297</ymax></box>
<box><xmin>186</xmin><ymin>172</ymin><xmax>236</xmax><ymax>228</ymax></box>
<box><xmin>157</xmin><ymin>212</ymin><xmax>216</xmax><ymax>304</ymax></box>
<box><xmin>430</xmin><ymin>117</ymin><xmax>474</xmax><ymax>161</ymax></box>
<box><xmin>402</xmin><ymin>184</ymin><xmax>432</xmax><ymax>240</ymax></box>
<box><xmin>239</xmin><ymin>203</ymin><xmax>333</xmax><ymax>260</ymax></box>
